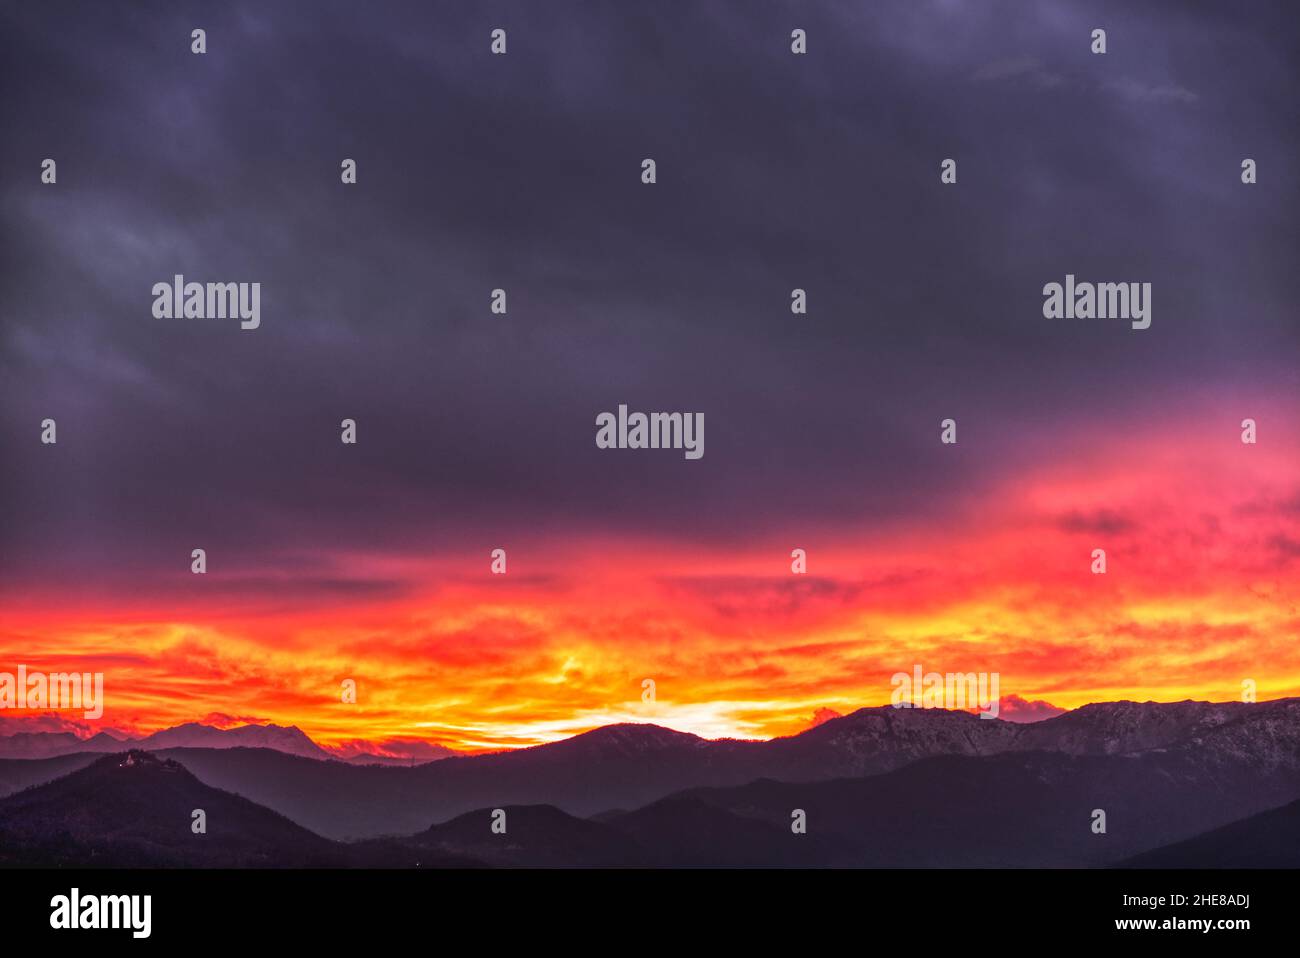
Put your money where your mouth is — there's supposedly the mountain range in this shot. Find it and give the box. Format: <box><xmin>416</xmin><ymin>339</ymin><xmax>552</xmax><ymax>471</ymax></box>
<box><xmin>0</xmin><ymin>722</ymin><xmax>365</xmax><ymax>762</ymax></box>
<box><xmin>0</xmin><ymin>720</ymin><xmax>468</xmax><ymax>769</ymax></box>
<box><xmin>2</xmin><ymin>698</ymin><xmax>1298</xmax><ymax>867</ymax></box>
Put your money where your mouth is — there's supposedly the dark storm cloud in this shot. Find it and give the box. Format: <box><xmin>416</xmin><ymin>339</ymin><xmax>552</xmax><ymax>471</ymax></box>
<box><xmin>1</xmin><ymin>0</ymin><xmax>1297</xmax><ymax>596</ymax></box>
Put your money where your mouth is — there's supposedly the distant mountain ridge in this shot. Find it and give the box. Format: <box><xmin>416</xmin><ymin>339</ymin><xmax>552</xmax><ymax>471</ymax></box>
<box><xmin>138</xmin><ymin>722</ymin><xmax>332</xmax><ymax>760</ymax></box>
<box><xmin>0</xmin><ymin>722</ymin><xmax>325</xmax><ymax>760</ymax></box>
<box><xmin>0</xmin><ymin>721</ymin><xmax>457</xmax><ymax>764</ymax></box>
<box><xmin>7</xmin><ymin>696</ymin><xmax>1291</xmax><ymax>766</ymax></box>
<box><xmin>5</xmin><ymin>697</ymin><xmax>1297</xmax><ymax>842</ymax></box>
<box><xmin>8</xmin><ymin>742</ymin><xmax>1297</xmax><ymax>869</ymax></box>
<box><xmin>4</xmin><ymin>699</ymin><xmax>1300</xmax><ymax>867</ymax></box>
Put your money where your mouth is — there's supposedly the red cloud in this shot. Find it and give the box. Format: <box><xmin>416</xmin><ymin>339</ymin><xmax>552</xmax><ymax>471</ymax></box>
<box><xmin>997</xmin><ymin>695</ymin><xmax>1067</xmax><ymax>724</ymax></box>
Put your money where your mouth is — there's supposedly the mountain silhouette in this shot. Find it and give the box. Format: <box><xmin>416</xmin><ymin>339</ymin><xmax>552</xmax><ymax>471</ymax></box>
<box><xmin>405</xmin><ymin>804</ymin><xmax>643</xmax><ymax>867</ymax></box>
<box><xmin>397</xmin><ymin>798</ymin><xmax>842</xmax><ymax>867</ymax></box>
<box><xmin>0</xmin><ymin>751</ymin><xmax>107</xmax><ymax>798</ymax></box>
<box><xmin>1117</xmin><ymin>796</ymin><xmax>1300</xmax><ymax>868</ymax></box>
<box><xmin>4</xmin><ymin>698</ymin><xmax>1299</xmax><ymax>865</ymax></box>
<box><xmin>0</xmin><ymin>750</ymin><xmax>344</xmax><ymax>866</ymax></box>
<box><xmin>627</xmin><ymin>747</ymin><xmax>1300</xmax><ymax>867</ymax></box>
<box><xmin>0</xmin><ymin>730</ymin><xmax>125</xmax><ymax>760</ymax></box>
<box><xmin>143</xmin><ymin>699</ymin><xmax>1300</xmax><ymax>839</ymax></box>
<box><xmin>404</xmin><ymin>743</ymin><xmax>1300</xmax><ymax>868</ymax></box>
<box><xmin>136</xmin><ymin>722</ymin><xmax>332</xmax><ymax>760</ymax></box>
<box><xmin>605</xmin><ymin>794</ymin><xmax>843</xmax><ymax>867</ymax></box>
<box><xmin>0</xmin><ymin>750</ymin><xmax>476</xmax><ymax>868</ymax></box>
<box><xmin>0</xmin><ymin>721</ymin><xmax>458</xmax><ymax>764</ymax></box>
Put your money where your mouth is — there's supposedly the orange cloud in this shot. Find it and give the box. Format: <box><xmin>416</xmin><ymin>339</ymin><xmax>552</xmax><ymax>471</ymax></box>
<box><xmin>3</xmin><ymin>403</ymin><xmax>1298</xmax><ymax>750</ymax></box>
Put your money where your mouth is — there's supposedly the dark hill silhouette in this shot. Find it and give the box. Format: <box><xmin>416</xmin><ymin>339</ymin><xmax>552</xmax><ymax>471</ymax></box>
<box><xmin>406</xmin><ymin>804</ymin><xmax>643</xmax><ymax>867</ymax></box>
<box><xmin>0</xmin><ymin>750</ymin><xmax>340</xmax><ymax>867</ymax></box>
<box><xmin>0</xmin><ymin>752</ymin><xmax>102</xmax><ymax>798</ymax></box>
<box><xmin>378</xmin><ymin>744</ymin><xmax>1300</xmax><ymax>868</ymax></box>
<box><xmin>391</xmin><ymin>795</ymin><xmax>842</xmax><ymax>867</ymax></box>
<box><xmin>606</xmin><ymin>794</ymin><xmax>844</xmax><ymax>867</ymax></box>
<box><xmin>635</xmin><ymin>747</ymin><xmax>1300</xmax><ymax>867</ymax></box>
<box><xmin>0</xmin><ymin>750</ymin><xmax>473</xmax><ymax>868</ymax></box>
<box><xmin>1117</xmin><ymin>796</ymin><xmax>1300</xmax><ymax>868</ymax></box>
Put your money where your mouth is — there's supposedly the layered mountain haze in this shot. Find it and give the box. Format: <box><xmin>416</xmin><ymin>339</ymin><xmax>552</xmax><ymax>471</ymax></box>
<box><xmin>1</xmin><ymin>698</ymin><xmax>1298</xmax><ymax>866</ymax></box>
<box><xmin>0</xmin><ymin>751</ymin><xmax>458</xmax><ymax>868</ymax></box>
<box><xmin>641</xmin><ymin>748</ymin><xmax>1296</xmax><ymax>867</ymax></box>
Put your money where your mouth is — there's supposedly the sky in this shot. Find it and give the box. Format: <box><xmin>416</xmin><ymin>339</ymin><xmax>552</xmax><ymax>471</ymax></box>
<box><xmin>1</xmin><ymin>0</ymin><xmax>1298</xmax><ymax>752</ymax></box>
